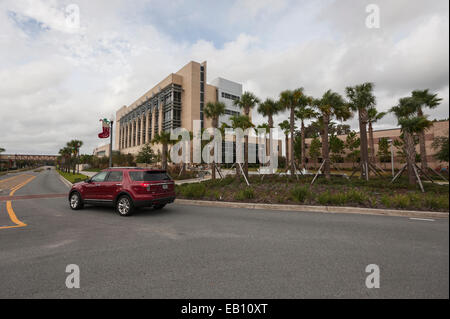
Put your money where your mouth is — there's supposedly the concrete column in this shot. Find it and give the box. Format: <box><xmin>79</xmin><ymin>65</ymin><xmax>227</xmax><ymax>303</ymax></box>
<box><xmin>140</xmin><ymin>115</ymin><xmax>144</xmax><ymax>146</ymax></box>
<box><xmin>131</xmin><ymin>120</ymin><xmax>135</xmax><ymax>147</ymax></box>
<box><xmin>151</xmin><ymin>108</ymin><xmax>156</xmax><ymax>140</ymax></box>
<box><xmin>135</xmin><ymin>119</ymin><xmax>139</xmax><ymax>146</ymax></box>
<box><xmin>158</xmin><ymin>105</ymin><xmax>163</xmax><ymax>134</ymax></box>
<box><xmin>126</xmin><ymin>122</ymin><xmax>129</xmax><ymax>148</ymax></box>
<box><xmin>145</xmin><ymin>111</ymin><xmax>150</xmax><ymax>144</ymax></box>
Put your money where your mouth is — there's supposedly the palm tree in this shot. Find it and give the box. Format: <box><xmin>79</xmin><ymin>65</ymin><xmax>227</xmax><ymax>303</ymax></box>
<box><xmin>313</xmin><ymin>90</ymin><xmax>351</xmax><ymax>180</ymax></box>
<box><xmin>233</xmin><ymin>92</ymin><xmax>260</xmax><ymax>178</ymax></box>
<box><xmin>67</xmin><ymin>140</ymin><xmax>83</xmax><ymax>174</ymax></box>
<box><xmin>390</xmin><ymin>97</ymin><xmax>432</xmax><ymax>185</ymax></box>
<box><xmin>58</xmin><ymin>147</ymin><xmax>72</xmax><ymax>173</ymax></box>
<box><xmin>295</xmin><ymin>98</ymin><xmax>317</xmax><ymax>169</ymax></box>
<box><xmin>257</xmin><ymin>98</ymin><xmax>280</xmax><ymax>173</ymax></box>
<box><xmin>204</xmin><ymin>101</ymin><xmax>226</xmax><ymax>180</ymax></box>
<box><xmin>411</xmin><ymin>89</ymin><xmax>442</xmax><ymax>170</ymax></box>
<box><xmin>0</xmin><ymin>147</ymin><xmax>5</xmax><ymax>154</ymax></box>
<box><xmin>367</xmin><ymin>107</ymin><xmax>386</xmax><ymax>163</ymax></box>
<box><xmin>279</xmin><ymin>88</ymin><xmax>304</xmax><ymax>176</ymax></box>
<box><xmin>346</xmin><ymin>83</ymin><xmax>376</xmax><ymax>179</ymax></box>
<box><xmin>279</xmin><ymin>120</ymin><xmax>291</xmax><ymax>168</ymax></box>
<box><xmin>230</xmin><ymin>114</ymin><xmax>254</xmax><ymax>179</ymax></box>
<box><xmin>151</xmin><ymin>131</ymin><xmax>175</xmax><ymax>170</ymax></box>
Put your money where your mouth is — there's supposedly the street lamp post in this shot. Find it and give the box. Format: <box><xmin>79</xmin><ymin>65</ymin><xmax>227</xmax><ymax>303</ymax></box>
<box><xmin>109</xmin><ymin>120</ymin><xmax>114</xmax><ymax>168</ymax></box>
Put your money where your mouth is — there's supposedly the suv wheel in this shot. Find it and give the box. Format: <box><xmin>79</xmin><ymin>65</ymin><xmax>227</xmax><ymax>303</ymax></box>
<box><xmin>69</xmin><ymin>192</ymin><xmax>83</xmax><ymax>210</ymax></box>
<box><xmin>116</xmin><ymin>195</ymin><xmax>134</xmax><ymax>216</ymax></box>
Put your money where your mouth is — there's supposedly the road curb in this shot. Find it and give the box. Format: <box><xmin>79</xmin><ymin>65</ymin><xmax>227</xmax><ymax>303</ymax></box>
<box><xmin>174</xmin><ymin>199</ymin><xmax>449</xmax><ymax>219</ymax></box>
<box><xmin>57</xmin><ymin>174</ymin><xmax>73</xmax><ymax>188</ymax></box>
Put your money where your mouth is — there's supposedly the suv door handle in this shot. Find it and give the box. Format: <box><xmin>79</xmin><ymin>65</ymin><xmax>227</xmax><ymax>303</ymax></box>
<box><xmin>115</xmin><ymin>184</ymin><xmax>122</xmax><ymax>186</ymax></box>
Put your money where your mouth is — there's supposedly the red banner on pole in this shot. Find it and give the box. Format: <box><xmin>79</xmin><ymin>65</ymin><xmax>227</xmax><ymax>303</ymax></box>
<box><xmin>98</xmin><ymin>118</ymin><xmax>111</xmax><ymax>139</ymax></box>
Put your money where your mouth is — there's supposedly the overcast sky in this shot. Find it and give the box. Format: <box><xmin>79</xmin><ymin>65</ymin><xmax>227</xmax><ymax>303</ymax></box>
<box><xmin>0</xmin><ymin>0</ymin><xmax>448</xmax><ymax>155</ymax></box>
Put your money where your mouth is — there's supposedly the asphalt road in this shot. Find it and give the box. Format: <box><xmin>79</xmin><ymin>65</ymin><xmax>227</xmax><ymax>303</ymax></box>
<box><xmin>0</xmin><ymin>168</ymin><xmax>448</xmax><ymax>298</ymax></box>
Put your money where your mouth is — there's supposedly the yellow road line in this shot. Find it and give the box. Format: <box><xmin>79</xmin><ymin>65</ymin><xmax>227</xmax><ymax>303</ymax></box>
<box><xmin>1</xmin><ymin>175</ymin><xmax>36</xmax><ymax>230</ymax></box>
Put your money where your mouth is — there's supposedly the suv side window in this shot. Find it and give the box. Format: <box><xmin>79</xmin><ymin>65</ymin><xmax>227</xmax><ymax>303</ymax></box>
<box><xmin>91</xmin><ymin>171</ymin><xmax>108</xmax><ymax>182</ymax></box>
<box><xmin>106</xmin><ymin>171</ymin><xmax>123</xmax><ymax>182</ymax></box>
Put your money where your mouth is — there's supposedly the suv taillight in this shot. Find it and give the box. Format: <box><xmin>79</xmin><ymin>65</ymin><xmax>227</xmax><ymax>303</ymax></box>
<box><xmin>140</xmin><ymin>183</ymin><xmax>151</xmax><ymax>191</ymax></box>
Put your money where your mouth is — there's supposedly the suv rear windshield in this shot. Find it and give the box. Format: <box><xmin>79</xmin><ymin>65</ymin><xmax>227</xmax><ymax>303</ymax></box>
<box><xmin>128</xmin><ymin>171</ymin><xmax>170</xmax><ymax>182</ymax></box>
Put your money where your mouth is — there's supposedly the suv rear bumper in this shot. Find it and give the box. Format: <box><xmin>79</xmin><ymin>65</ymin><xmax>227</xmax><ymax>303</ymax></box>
<box><xmin>134</xmin><ymin>196</ymin><xmax>176</xmax><ymax>207</ymax></box>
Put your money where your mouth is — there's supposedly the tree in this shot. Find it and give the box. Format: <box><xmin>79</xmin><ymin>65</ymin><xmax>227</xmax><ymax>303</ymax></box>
<box><xmin>0</xmin><ymin>147</ymin><xmax>4</xmax><ymax>154</ymax></box>
<box><xmin>346</xmin><ymin>83</ymin><xmax>376</xmax><ymax>179</ymax></box>
<box><xmin>58</xmin><ymin>147</ymin><xmax>72</xmax><ymax>173</ymax></box>
<box><xmin>67</xmin><ymin>140</ymin><xmax>83</xmax><ymax>174</ymax></box>
<box><xmin>234</xmin><ymin>92</ymin><xmax>260</xmax><ymax>178</ymax></box>
<box><xmin>313</xmin><ymin>90</ymin><xmax>351</xmax><ymax>179</ymax></box>
<box><xmin>432</xmin><ymin>133</ymin><xmax>449</xmax><ymax>163</ymax></box>
<box><xmin>136</xmin><ymin>143</ymin><xmax>157</xmax><ymax>164</ymax></box>
<box><xmin>411</xmin><ymin>89</ymin><xmax>442</xmax><ymax>170</ymax></box>
<box><xmin>279</xmin><ymin>120</ymin><xmax>292</xmax><ymax>168</ymax></box>
<box><xmin>334</xmin><ymin>124</ymin><xmax>351</xmax><ymax>136</ymax></box>
<box><xmin>377</xmin><ymin>137</ymin><xmax>391</xmax><ymax>168</ymax></box>
<box><xmin>204</xmin><ymin>101</ymin><xmax>226</xmax><ymax>179</ymax></box>
<box><xmin>230</xmin><ymin>115</ymin><xmax>254</xmax><ymax>178</ymax></box>
<box><xmin>390</xmin><ymin>97</ymin><xmax>432</xmax><ymax>185</ymax></box>
<box><xmin>295</xmin><ymin>98</ymin><xmax>317</xmax><ymax>169</ymax></box>
<box><xmin>329</xmin><ymin>134</ymin><xmax>345</xmax><ymax>164</ymax></box>
<box><xmin>309</xmin><ymin>137</ymin><xmax>322</xmax><ymax>169</ymax></box>
<box><xmin>257</xmin><ymin>98</ymin><xmax>280</xmax><ymax>173</ymax></box>
<box><xmin>279</xmin><ymin>88</ymin><xmax>306</xmax><ymax>175</ymax></box>
<box><xmin>367</xmin><ymin>107</ymin><xmax>386</xmax><ymax>163</ymax></box>
<box><xmin>151</xmin><ymin>131</ymin><xmax>175</xmax><ymax>170</ymax></box>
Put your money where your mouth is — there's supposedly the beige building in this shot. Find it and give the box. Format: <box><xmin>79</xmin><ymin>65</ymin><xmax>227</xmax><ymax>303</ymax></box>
<box><xmin>292</xmin><ymin>120</ymin><xmax>449</xmax><ymax>170</ymax></box>
<box><xmin>115</xmin><ymin>61</ymin><xmax>247</xmax><ymax>157</ymax></box>
<box><xmin>93</xmin><ymin>144</ymin><xmax>110</xmax><ymax>158</ymax></box>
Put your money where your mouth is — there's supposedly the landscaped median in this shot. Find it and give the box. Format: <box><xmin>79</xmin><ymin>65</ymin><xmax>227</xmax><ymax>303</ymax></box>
<box><xmin>56</xmin><ymin>169</ymin><xmax>89</xmax><ymax>184</ymax></box>
<box><xmin>175</xmin><ymin>175</ymin><xmax>449</xmax><ymax>216</ymax></box>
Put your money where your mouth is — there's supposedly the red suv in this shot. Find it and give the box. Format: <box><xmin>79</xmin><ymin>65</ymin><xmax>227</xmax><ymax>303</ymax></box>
<box><xmin>68</xmin><ymin>168</ymin><xmax>176</xmax><ymax>216</ymax></box>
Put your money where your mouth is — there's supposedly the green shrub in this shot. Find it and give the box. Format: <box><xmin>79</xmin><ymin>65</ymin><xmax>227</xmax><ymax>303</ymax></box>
<box><xmin>291</xmin><ymin>186</ymin><xmax>311</xmax><ymax>203</ymax></box>
<box><xmin>317</xmin><ymin>191</ymin><xmax>346</xmax><ymax>206</ymax></box>
<box><xmin>381</xmin><ymin>195</ymin><xmax>392</xmax><ymax>208</ymax></box>
<box><xmin>391</xmin><ymin>194</ymin><xmax>411</xmax><ymax>209</ymax></box>
<box><xmin>345</xmin><ymin>189</ymin><xmax>368</xmax><ymax>204</ymax></box>
<box><xmin>179</xmin><ymin>183</ymin><xmax>206</xmax><ymax>199</ymax></box>
<box><xmin>235</xmin><ymin>187</ymin><xmax>255</xmax><ymax>201</ymax></box>
<box><xmin>424</xmin><ymin>195</ymin><xmax>449</xmax><ymax>211</ymax></box>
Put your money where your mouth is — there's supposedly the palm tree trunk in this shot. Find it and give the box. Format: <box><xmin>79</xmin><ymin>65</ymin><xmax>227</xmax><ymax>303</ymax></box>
<box><xmin>404</xmin><ymin>131</ymin><xmax>417</xmax><ymax>185</ymax></box>
<box><xmin>417</xmin><ymin>109</ymin><xmax>428</xmax><ymax>170</ymax></box>
<box><xmin>162</xmin><ymin>144</ymin><xmax>167</xmax><ymax>170</ymax></box>
<box><xmin>244</xmin><ymin>135</ymin><xmax>249</xmax><ymax>179</ymax></box>
<box><xmin>301</xmin><ymin>120</ymin><xmax>306</xmax><ymax>169</ymax></box>
<box><xmin>268</xmin><ymin>116</ymin><xmax>273</xmax><ymax>174</ymax></box>
<box><xmin>289</xmin><ymin>106</ymin><xmax>295</xmax><ymax>176</ymax></box>
<box><xmin>359</xmin><ymin>108</ymin><xmax>369</xmax><ymax>179</ymax></box>
<box><xmin>285</xmin><ymin>134</ymin><xmax>289</xmax><ymax>170</ymax></box>
<box><xmin>368</xmin><ymin>122</ymin><xmax>375</xmax><ymax>163</ymax></box>
<box><xmin>322</xmin><ymin>115</ymin><xmax>330</xmax><ymax>179</ymax></box>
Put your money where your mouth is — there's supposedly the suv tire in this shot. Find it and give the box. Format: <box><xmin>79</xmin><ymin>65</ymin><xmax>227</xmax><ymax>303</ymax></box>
<box><xmin>69</xmin><ymin>192</ymin><xmax>84</xmax><ymax>210</ymax></box>
<box><xmin>116</xmin><ymin>195</ymin><xmax>134</xmax><ymax>216</ymax></box>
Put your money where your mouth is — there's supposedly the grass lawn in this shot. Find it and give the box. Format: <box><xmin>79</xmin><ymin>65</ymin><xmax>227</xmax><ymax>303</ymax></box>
<box><xmin>57</xmin><ymin>169</ymin><xmax>89</xmax><ymax>184</ymax></box>
<box><xmin>176</xmin><ymin>174</ymin><xmax>449</xmax><ymax>212</ymax></box>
